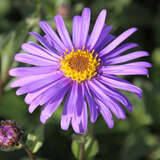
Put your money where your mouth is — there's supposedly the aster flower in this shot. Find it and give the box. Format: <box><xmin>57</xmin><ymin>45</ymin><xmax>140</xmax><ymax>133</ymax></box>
<box><xmin>9</xmin><ymin>8</ymin><xmax>151</xmax><ymax>134</ymax></box>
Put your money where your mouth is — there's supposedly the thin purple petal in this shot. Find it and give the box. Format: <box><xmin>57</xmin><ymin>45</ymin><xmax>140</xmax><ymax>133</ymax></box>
<box><xmin>84</xmin><ymin>82</ymin><xmax>98</xmax><ymax>123</ymax></box>
<box><xmin>9</xmin><ymin>66</ymin><xmax>57</xmax><ymax>77</ymax></box>
<box><xmin>88</xmin><ymin>80</ymin><xmax>126</xmax><ymax>119</ymax></box>
<box><xmin>22</xmin><ymin>42</ymin><xmax>58</xmax><ymax>61</ymax></box>
<box><xmin>94</xmin><ymin>26</ymin><xmax>113</xmax><ymax>52</ymax></box>
<box><xmin>29</xmin><ymin>32</ymin><xmax>62</xmax><ymax>57</ymax></box>
<box><xmin>80</xmin><ymin>8</ymin><xmax>91</xmax><ymax>47</ymax></box>
<box><xmin>95</xmin><ymin>98</ymin><xmax>114</xmax><ymax>128</ymax></box>
<box><xmin>98</xmin><ymin>75</ymin><xmax>142</xmax><ymax>97</ymax></box>
<box><xmin>87</xmin><ymin>9</ymin><xmax>107</xmax><ymax>51</ymax></box>
<box><xmin>61</xmin><ymin>89</ymin><xmax>72</xmax><ymax>130</ymax></box>
<box><xmin>54</xmin><ymin>15</ymin><xmax>73</xmax><ymax>50</ymax></box>
<box><xmin>29</xmin><ymin>77</ymin><xmax>71</xmax><ymax>113</ymax></box>
<box><xmin>16</xmin><ymin>72</ymin><xmax>63</xmax><ymax>95</ymax></box>
<box><xmin>102</xmin><ymin>42</ymin><xmax>139</xmax><ymax>60</ymax></box>
<box><xmin>99</xmin><ymin>27</ymin><xmax>138</xmax><ymax>56</ymax></box>
<box><xmin>100</xmin><ymin>63</ymin><xmax>149</xmax><ymax>75</ymax></box>
<box><xmin>104</xmin><ymin>51</ymin><xmax>149</xmax><ymax>64</ymax></box>
<box><xmin>39</xmin><ymin>21</ymin><xmax>67</xmax><ymax>53</ymax></box>
<box><xmin>40</xmin><ymin>89</ymin><xmax>67</xmax><ymax>124</ymax></box>
<box><xmin>72</xmin><ymin>16</ymin><xmax>81</xmax><ymax>48</ymax></box>
<box><xmin>92</xmin><ymin>79</ymin><xmax>132</xmax><ymax>111</ymax></box>
<box><xmin>15</xmin><ymin>53</ymin><xmax>57</xmax><ymax>66</ymax></box>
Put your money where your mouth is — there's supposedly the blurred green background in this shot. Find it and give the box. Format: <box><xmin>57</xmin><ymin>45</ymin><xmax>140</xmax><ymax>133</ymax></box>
<box><xmin>0</xmin><ymin>0</ymin><xmax>160</xmax><ymax>160</ymax></box>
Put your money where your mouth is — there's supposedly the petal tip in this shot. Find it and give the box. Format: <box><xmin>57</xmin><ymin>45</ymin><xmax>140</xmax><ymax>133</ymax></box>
<box><xmin>108</xmin><ymin>123</ymin><xmax>114</xmax><ymax>129</ymax></box>
<box><xmin>8</xmin><ymin>69</ymin><xmax>14</xmax><ymax>76</ymax></box>
<box><xmin>131</xmin><ymin>27</ymin><xmax>138</xmax><ymax>32</ymax></box>
<box><xmin>10</xmin><ymin>82</ymin><xmax>16</xmax><ymax>88</ymax></box>
<box><xmin>16</xmin><ymin>90</ymin><xmax>21</xmax><ymax>96</ymax></box>
<box><xmin>100</xmin><ymin>9</ymin><xmax>107</xmax><ymax>17</ymax></box>
<box><xmin>82</xmin><ymin>7</ymin><xmax>91</xmax><ymax>14</ymax></box>
<box><xmin>40</xmin><ymin>114</ymin><xmax>47</xmax><ymax>124</ymax></box>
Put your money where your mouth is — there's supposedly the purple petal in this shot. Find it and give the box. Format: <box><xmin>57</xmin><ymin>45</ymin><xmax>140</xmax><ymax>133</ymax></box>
<box><xmin>26</xmin><ymin>82</ymin><xmax>56</xmax><ymax>105</ymax></box>
<box><xmin>15</xmin><ymin>53</ymin><xmax>56</xmax><ymax>66</ymax></box>
<box><xmin>69</xmin><ymin>83</ymin><xmax>85</xmax><ymax>125</ymax></box>
<box><xmin>64</xmin><ymin>82</ymin><xmax>78</xmax><ymax>116</ymax></box>
<box><xmin>76</xmin><ymin>84</ymin><xmax>84</xmax><ymax>117</ymax></box>
<box><xmin>80</xmin><ymin>8</ymin><xmax>91</xmax><ymax>47</ymax></box>
<box><xmin>88</xmin><ymin>80</ymin><xmax>126</xmax><ymax>119</ymax></box>
<box><xmin>102</xmin><ymin>43</ymin><xmax>139</xmax><ymax>60</ymax></box>
<box><xmin>95</xmin><ymin>98</ymin><xmax>114</xmax><ymax>128</ymax></box>
<box><xmin>121</xmin><ymin>62</ymin><xmax>152</xmax><ymax>68</ymax></box>
<box><xmin>100</xmin><ymin>63</ymin><xmax>149</xmax><ymax>75</ymax></box>
<box><xmin>84</xmin><ymin>82</ymin><xmax>98</xmax><ymax>123</ymax></box>
<box><xmin>71</xmin><ymin>116</ymin><xmax>80</xmax><ymax>133</ymax></box>
<box><xmin>72</xmin><ymin>16</ymin><xmax>81</xmax><ymax>48</ymax></box>
<box><xmin>94</xmin><ymin>26</ymin><xmax>113</xmax><ymax>52</ymax></box>
<box><xmin>10</xmin><ymin>72</ymin><xmax>59</xmax><ymax>88</ymax></box>
<box><xmin>39</xmin><ymin>21</ymin><xmax>67</xmax><ymax>53</ymax></box>
<box><xmin>98</xmin><ymin>75</ymin><xmax>142</xmax><ymax>97</ymax></box>
<box><xmin>61</xmin><ymin>90</ymin><xmax>72</xmax><ymax>130</ymax></box>
<box><xmin>43</xmin><ymin>34</ymin><xmax>53</xmax><ymax>47</ymax></box>
<box><xmin>105</xmin><ymin>51</ymin><xmax>149</xmax><ymax>64</ymax></box>
<box><xmin>80</xmin><ymin>102</ymin><xmax>88</xmax><ymax>133</ymax></box>
<box><xmin>93</xmin><ymin>79</ymin><xmax>132</xmax><ymax>111</ymax></box>
<box><xmin>36</xmin><ymin>77</ymin><xmax>71</xmax><ymax>106</ymax></box>
<box><xmin>16</xmin><ymin>72</ymin><xmax>63</xmax><ymax>95</ymax></box>
<box><xmin>96</xmin><ymin>34</ymin><xmax>115</xmax><ymax>52</ymax></box>
<box><xmin>22</xmin><ymin>42</ymin><xmax>58</xmax><ymax>61</ymax></box>
<box><xmin>87</xmin><ymin>9</ymin><xmax>107</xmax><ymax>51</ymax></box>
<box><xmin>71</xmin><ymin>102</ymin><xmax>88</xmax><ymax>134</ymax></box>
<box><xmin>28</xmin><ymin>77</ymin><xmax>71</xmax><ymax>113</ymax></box>
<box><xmin>54</xmin><ymin>15</ymin><xmax>73</xmax><ymax>50</ymax></box>
<box><xmin>99</xmin><ymin>27</ymin><xmax>138</xmax><ymax>57</ymax></box>
<box><xmin>40</xmin><ymin>89</ymin><xmax>67</xmax><ymax>124</ymax></box>
<box><xmin>28</xmin><ymin>100</ymin><xmax>41</xmax><ymax>113</ymax></box>
<box><xmin>9</xmin><ymin>66</ymin><xmax>57</xmax><ymax>77</ymax></box>
<box><xmin>29</xmin><ymin>32</ymin><xmax>61</xmax><ymax>57</ymax></box>
<box><xmin>61</xmin><ymin>82</ymin><xmax>79</xmax><ymax>130</ymax></box>
<box><xmin>61</xmin><ymin>113</ymin><xmax>71</xmax><ymax>130</ymax></box>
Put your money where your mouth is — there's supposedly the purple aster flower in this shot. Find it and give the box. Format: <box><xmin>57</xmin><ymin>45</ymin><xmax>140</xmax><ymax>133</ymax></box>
<box><xmin>0</xmin><ymin>120</ymin><xmax>23</xmax><ymax>151</ymax></box>
<box><xmin>9</xmin><ymin>8</ymin><xmax>151</xmax><ymax>134</ymax></box>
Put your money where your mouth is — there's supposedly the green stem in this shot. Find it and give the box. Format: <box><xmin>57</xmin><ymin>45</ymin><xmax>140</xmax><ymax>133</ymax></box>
<box><xmin>22</xmin><ymin>143</ymin><xmax>36</xmax><ymax>160</ymax></box>
<box><xmin>79</xmin><ymin>134</ymin><xmax>86</xmax><ymax>160</ymax></box>
<box><xmin>79</xmin><ymin>142</ymin><xmax>85</xmax><ymax>160</ymax></box>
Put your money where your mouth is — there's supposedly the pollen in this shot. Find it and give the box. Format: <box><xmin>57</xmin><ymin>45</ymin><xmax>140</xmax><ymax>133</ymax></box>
<box><xmin>59</xmin><ymin>47</ymin><xmax>101</xmax><ymax>83</ymax></box>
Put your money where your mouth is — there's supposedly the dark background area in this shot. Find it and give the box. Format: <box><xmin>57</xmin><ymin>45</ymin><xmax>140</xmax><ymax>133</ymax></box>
<box><xmin>0</xmin><ymin>0</ymin><xmax>160</xmax><ymax>160</ymax></box>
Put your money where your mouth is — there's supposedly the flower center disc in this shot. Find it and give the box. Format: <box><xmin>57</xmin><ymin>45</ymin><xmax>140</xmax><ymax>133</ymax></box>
<box><xmin>59</xmin><ymin>48</ymin><xmax>100</xmax><ymax>82</ymax></box>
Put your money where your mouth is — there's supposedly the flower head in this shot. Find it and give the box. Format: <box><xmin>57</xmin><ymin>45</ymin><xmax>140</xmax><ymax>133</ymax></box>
<box><xmin>0</xmin><ymin>120</ymin><xmax>23</xmax><ymax>151</ymax></box>
<box><xmin>9</xmin><ymin>8</ymin><xmax>151</xmax><ymax>134</ymax></box>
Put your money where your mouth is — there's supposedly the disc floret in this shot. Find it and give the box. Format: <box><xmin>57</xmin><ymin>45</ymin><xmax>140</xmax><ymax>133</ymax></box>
<box><xmin>59</xmin><ymin>48</ymin><xmax>101</xmax><ymax>82</ymax></box>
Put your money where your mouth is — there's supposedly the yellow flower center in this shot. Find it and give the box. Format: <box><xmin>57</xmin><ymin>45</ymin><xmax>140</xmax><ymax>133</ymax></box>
<box><xmin>59</xmin><ymin>48</ymin><xmax>101</xmax><ymax>83</ymax></box>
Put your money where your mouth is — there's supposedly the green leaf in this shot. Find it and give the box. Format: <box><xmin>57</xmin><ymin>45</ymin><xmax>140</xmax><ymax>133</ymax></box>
<box><xmin>0</xmin><ymin>21</ymin><xmax>29</xmax><ymax>82</ymax></box>
<box><xmin>0</xmin><ymin>90</ymin><xmax>28</xmax><ymax>120</ymax></box>
<box><xmin>85</xmin><ymin>137</ymin><xmax>99</xmax><ymax>159</ymax></box>
<box><xmin>0</xmin><ymin>32</ymin><xmax>15</xmax><ymax>80</ymax></box>
<box><xmin>26</xmin><ymin>124</ymin><xmax>44</xmax><ymax>153</ymax></box>
<box><xmin>71</xmin><ymin>139</ymin><xmax>81</xmax><ymax>159</ymax></box>
<box><xmin>72</xmin><ymin>135</ymin><xmax>99</xmax><ymax>160</ymax></box>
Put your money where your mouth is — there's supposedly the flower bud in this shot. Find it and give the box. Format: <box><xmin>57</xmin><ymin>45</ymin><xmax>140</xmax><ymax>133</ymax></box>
<box><xmin>0</xmin><ymin>120</ymin><xmax>23</xmax><ymax>151</ymax></box>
